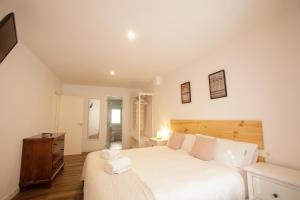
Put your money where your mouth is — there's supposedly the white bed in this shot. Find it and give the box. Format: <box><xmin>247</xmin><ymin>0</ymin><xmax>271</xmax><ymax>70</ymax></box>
<box><xmin>82</xmin><ymin>146</ymin><xmax>246</xmax><ymax>200</ymax></box>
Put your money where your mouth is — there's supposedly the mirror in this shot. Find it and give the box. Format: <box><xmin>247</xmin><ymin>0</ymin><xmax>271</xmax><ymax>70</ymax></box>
<box><xmin>88</xmin><ymin>99</ymin><xmax>100</xmax><ymax>140</ymax></box>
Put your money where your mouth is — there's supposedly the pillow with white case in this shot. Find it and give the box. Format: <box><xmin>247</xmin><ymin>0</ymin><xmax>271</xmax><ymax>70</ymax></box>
<box><xmin>181</xmin><ymin>134</ymin><xmax>196</xmax><ymax>152</ymax></box>
<box><xmin>213</xmin><ymin>138</ymin><xmax>258</xmax><ymax>168</ymax></box>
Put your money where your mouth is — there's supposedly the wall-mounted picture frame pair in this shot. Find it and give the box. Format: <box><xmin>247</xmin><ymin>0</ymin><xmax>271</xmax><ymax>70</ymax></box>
<box><xmin>180</xmin><ymin>69</ymin><xmax>227</xmax><ymax>104</ymax></box>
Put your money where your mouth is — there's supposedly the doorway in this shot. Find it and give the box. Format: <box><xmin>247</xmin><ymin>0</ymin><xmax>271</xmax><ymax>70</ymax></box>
<box><xmin>106</xmin><ymin>97</ymin><xmax>123</xmax><ymax>150</ymax></box>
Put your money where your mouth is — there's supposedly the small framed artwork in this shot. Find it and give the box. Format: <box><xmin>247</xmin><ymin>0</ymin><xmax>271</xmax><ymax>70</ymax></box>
<box><xmin>181</xmin><ymin>82</ymin><xmax>191</xmax><ymax>104</ymax></box>
<box><xmin>208</xmin><ymin>69</ymin><xmax>227</xmax><ymax>99</ymax></box>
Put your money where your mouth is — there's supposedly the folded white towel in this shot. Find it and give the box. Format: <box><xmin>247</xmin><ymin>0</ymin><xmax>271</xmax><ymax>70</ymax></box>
<box><xmin>100</xmin><ymin>149</ymin><xmax>120</xmax><ymax>160</ymax></box>
<box><xmin>104</xmin><ymin>157</ymin><xmax>131</xmax><ymax>174</ymax></box>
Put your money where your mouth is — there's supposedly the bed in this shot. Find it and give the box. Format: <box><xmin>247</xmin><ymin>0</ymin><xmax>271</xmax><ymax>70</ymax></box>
<box><xmin>82</xmin><ymin>120</ymin><xmax>264</xmax><ymax>200</ymax></box>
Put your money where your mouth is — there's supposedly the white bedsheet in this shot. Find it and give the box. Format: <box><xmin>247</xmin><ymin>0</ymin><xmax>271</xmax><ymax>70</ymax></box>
<box><xmin>82</xmin><ymin>146</ymin><xmax>245</xmax><ymax>200</ymax></box>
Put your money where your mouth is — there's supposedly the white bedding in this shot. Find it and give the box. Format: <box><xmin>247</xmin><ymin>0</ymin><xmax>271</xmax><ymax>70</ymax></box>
<box><xmin>82</xmin><ymin>146</ymin><xmax>245</xmax><ymax>200</ymax></box>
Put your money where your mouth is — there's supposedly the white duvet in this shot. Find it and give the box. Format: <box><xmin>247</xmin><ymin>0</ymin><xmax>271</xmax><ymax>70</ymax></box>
<box><xmin>82</xmin><ymin>146</ymin><xmax>245</xmax><ymax>200</ymax></box>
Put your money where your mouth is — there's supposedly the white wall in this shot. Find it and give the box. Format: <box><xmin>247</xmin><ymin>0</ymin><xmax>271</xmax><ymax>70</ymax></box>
<box><xmin>62</xmin><ymin>84</ymin><xmax>141</xmax><ymax>151</ymax></box>
<box><xmin>149</xmin><ymin>12</ymin><xmax>300</xmax><ymax>170</ymax></box>
<box><xmin>0</xmin><ymin>42</ymin><xmax>61</xmax><ymax>199</ymax></box>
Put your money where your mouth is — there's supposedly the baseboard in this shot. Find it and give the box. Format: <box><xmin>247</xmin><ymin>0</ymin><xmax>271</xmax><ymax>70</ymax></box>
<box><xmin>1</xmin><ymin>187</ymin><xmax>19</xmax><ymax>200</ymax></box>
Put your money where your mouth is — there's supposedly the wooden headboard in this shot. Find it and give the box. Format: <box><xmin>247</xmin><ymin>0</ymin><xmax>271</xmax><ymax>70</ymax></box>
<box><xmin>171</xmin><ymin>120</ymin><xmax>265</xmax><ymax>162</ymax></box>
<box><xmin>170</xmin><ymin>120</ymin><xmax>264</xmax><ymax>149</ymax></box>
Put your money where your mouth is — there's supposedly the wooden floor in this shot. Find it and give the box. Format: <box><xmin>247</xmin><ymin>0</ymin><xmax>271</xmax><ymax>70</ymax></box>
<box><xmin>13</xmin><ymin>154</ymin><xmax>87</xmax><ymax>200</ymax></box>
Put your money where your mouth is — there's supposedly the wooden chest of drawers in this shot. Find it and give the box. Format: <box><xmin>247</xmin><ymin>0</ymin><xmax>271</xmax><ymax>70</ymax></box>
<box><xmin>19</xmin><ymin>133</ymin><xmax>65</xmax><ymax>190</ymax></box>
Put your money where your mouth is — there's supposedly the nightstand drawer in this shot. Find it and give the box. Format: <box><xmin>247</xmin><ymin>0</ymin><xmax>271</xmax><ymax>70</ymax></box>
<box><xmin>252</xmin><ymin>176</ymin><xmax>300</xmax><ymax>200</ymax></box>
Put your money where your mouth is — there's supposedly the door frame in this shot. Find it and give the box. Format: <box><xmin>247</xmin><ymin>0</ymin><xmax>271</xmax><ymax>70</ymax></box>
<box><xmin>106</xmin><ymin>96</ymin><xmax>123</xmax><ymax>149</ymax></box>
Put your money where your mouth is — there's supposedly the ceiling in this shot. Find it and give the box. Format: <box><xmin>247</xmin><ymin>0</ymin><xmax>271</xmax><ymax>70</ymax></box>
<box><xmin>2</xmin><ymin>0</ymin><xmax>299</xmax><ymax>88</ymax></box>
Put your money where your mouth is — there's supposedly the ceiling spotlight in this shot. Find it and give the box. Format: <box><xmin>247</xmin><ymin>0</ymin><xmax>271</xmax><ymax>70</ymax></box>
<box><xmin>110</xmin><ymin>71</ymin><xmax>115</xmax><ymax>76</ymax></box>
<box><xmin>127</xmin><ymin>31</ymin><xmax>136</xmax><ymax>40</ymax></box>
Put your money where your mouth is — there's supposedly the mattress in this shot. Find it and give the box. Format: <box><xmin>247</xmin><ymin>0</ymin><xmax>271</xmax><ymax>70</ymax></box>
<box><xmin>82</xmin><ymin>146</ymin><xmax>245</xmax><ymax>200</ymax></box>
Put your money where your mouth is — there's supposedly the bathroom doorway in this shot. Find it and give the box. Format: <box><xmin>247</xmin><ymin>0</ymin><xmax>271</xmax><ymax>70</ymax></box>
<box><xmin>106</xmin><ymin>97</ymin><xmax>123</xmax><ymax>150</ymax></box>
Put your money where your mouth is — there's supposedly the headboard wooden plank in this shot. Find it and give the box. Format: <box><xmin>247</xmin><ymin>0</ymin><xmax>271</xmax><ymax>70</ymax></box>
<box><xmin>170</xmin><ymin>120</ymin><xmax>264</xmax><ymax>149</ymax></box>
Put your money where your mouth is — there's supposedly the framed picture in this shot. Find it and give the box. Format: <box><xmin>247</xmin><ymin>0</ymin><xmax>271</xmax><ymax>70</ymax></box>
<box><xmin>208</xmin><ymin>69</ymin><xmax>227</xmax><ymax>99</ymax></box>
<box><xmin>181</xmin><ymin>82</ymin><xmax>191</xmax><ymax>104</ymax></box>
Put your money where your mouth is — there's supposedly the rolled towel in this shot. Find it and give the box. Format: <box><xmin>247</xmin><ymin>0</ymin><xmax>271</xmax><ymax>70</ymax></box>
<box><xmin>104</xmin><ymin>157</ymin><xmax>131</xmax><ymax>174</ymax></box>
<box><xmin>100</xmin><ymin>149</ymin><xmax>120</xmax><ymax>160</ymax></box>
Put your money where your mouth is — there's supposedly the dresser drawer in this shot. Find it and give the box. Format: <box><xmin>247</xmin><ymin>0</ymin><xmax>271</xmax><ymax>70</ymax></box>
<box><xmin>252</xmin><ymin>176</ymin><xmax>300</xmax><ymax>200</ymax></box>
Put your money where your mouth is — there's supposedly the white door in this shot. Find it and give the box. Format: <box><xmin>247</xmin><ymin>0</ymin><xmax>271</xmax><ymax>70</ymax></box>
<box><xmin>58</xmin><ymin>95</ymin><xmax>84</xmax><ymax>155</ymax></box>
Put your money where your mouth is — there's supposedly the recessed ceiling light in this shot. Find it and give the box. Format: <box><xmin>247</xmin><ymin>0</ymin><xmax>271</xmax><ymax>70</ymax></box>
<box><xmin>127</xmin><ymin>31</ymin><xmax>136</xmax><ymax>40</ymax></box>
<box><xmin>110</xmin><ymin>71</ymin><xmax>115</xmax><ymax>76</ymax></box>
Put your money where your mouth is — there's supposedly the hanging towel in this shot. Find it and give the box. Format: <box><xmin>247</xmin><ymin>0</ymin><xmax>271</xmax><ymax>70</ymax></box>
<box><xmin>104</xmin><ymin>157</ymin><xmax>131</xmax><ymax>174</ymax></box>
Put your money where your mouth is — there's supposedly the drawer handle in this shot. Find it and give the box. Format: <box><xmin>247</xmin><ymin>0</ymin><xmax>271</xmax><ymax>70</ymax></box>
<box><xmin>273</xmin><ymin>193</ymin><xmax>279</xmax><ymax>198</ymax></box>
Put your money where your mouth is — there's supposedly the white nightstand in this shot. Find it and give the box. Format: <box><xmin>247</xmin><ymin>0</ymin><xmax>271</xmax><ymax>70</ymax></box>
<box><xmin>245</xmin><ymin>163</ymin><xmax>300</xmax><ymax>200</ymax></box>
<box><xmin>149</xmin><ymin>137</ymin><xmax>168</xmax><ymax>146</ymax></box>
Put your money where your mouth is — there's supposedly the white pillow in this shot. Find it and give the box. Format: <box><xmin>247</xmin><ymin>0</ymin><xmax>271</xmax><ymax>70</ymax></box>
<box><xmin>214</xmin><ymin>138</ymin><xmax>258</xmax><ymax>168</ymax></box>
<box><xmin>181</xmin><ymin>134</ymin><xmax>196</xmax><ymax>152</ymax></box>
